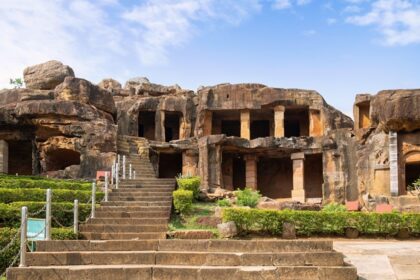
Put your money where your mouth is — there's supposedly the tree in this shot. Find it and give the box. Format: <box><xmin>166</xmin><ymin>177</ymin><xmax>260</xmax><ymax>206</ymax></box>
<box><xmin>9</xmin><ymin>78</ymin><xmax>23</xmax><ymax>89</ymax></box>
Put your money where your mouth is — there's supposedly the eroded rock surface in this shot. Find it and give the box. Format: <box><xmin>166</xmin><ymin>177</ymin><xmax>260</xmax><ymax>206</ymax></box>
<box><xmin>23</xmin><ymin>60</ymin><xmax>74</xmax><ymax>90</ymax></box>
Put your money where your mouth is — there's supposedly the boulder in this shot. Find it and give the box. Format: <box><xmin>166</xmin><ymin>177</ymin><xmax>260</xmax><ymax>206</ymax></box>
<box><xmin>98</xmin><ymin>78</ymin><xmax>122</xmax><ymax>93</ymax></box>
<box><xmin>124</xmin><ymin>77</ymin><xmax>183</xmax><ymax>96</ymax></box>
<box><xmin>55</xmin><ymin>77</ymin><xmax>116</xmax><ymax>115</ymax></box>
<box><xmin>370</xmin><ymin>89</ymin><xmax>420</xmax><ymax>132</ymax></box>
<box><xmin>217</xmin><ymin>221</ymin><xmax>238</xmax><ymax>238</ymax></box>
<box><xmin>24</xmin><ymin>60</ymin><xmax>74</xmax><ymax>90</ymax></box>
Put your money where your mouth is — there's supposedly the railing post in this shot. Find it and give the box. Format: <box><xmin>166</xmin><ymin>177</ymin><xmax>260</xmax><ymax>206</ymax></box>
<box><xmin>133</xmin><ymin>170</ymin><xmax>136</xmax><ymax>180</ymax></box>
<box><xmin>19</xmin><ymin>206</ymin><xmax>27</xmax><ymax>267</ymax></box>
<box><xmin>91</xmin><ymin>182</ymin><xmax>96</xmax><ymax>219</ymax></box>
<box><xmin>45</xmin><ymin>189</ymin><xmax>52</xmax><ymax>241</ymax></box>
<box><xmin>117</xmin><ymin>154</ymin><xmax>121</xmax><ymax>166</ymax></box>
<box><xmin>105</xmin><ymin>172</ymin><xmax>109</xmax><ymax>202</ymax></box>
<box><xmin>116</xmin><ymin>163</ymin><xmax>120</xmax><ymax>189</ymax></box>
<box><xmin>111</xmin><ymin>162</ymin><xmax>115</xmax><ymax>187</ymax></box>
<box><xmin>122</xmin><ymin>155</ymin><xmax>126</xmax><ymax>180</ymax></box>
<box><xmin>129</xmin><ymin>164</ymin><xmax>132</xmax><ymax>180</ymax></box>
<box><xmin>73</xmin><ymin>199</ymin><xmax>78</xmax><ymax>235</ymax></box>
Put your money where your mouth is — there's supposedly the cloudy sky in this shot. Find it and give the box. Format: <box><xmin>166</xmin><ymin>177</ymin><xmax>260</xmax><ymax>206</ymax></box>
<box><xmin>1</xmin><ymin>0</ymin><xmax>420</xmax><ymax>116</ymax></box>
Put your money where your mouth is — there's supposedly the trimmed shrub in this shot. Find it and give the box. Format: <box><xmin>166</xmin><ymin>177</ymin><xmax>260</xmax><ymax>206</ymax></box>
<box><xmin>0</xmin><ymin>227</ymin><xmax>77</xmax><ymax>274</ymax></box>
<box><xmin>0</xmin><ymin>177</ymin><xmax>91</xmax><ymax>191</ymax></box>
<box><xmin>176</xmin><ymin>176</ymin><xmax>200</xmax><ymax>199</ymax></box>
<box><xmin>223</xmin><ymin>208</ymin><xmax>420</xmax><ymax>237</ymax></box>
<box><xmin>235</xmin><ymin>188</ymin><xmax>261</xmax><ymax>208</ymax></box>
<box><xmin>0</xmin><ymin>188</ymin><xmax>103</xmax><ymax>204</ymax></box>
<box><xmin>321</xmin><ymin>202</ymin><xmax>347</xmax><ymax>212</ymax></box>
<box><xmin>173</xmin><ymin>189</ymin><xmax>193</xmax><ymax>215</ymax></box>
<box><xmin>0</xmin><ymin>202</ymin><xmax>92</xmax><ymax>228</ymax></box>
<box><xmin>217</xmin><ymin>199</ymin><xmax>231</xmax><ymax>207</ymax></box>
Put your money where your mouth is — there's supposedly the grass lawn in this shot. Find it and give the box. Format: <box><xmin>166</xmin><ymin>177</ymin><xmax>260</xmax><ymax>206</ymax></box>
<box><xmin>169</xmin><ymin>202</ymin><xmax>219</xmax><ymax>234</ymax></box>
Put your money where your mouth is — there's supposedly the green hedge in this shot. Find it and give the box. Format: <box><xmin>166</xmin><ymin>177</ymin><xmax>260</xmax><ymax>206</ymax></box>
<box><xmin>176</xmin><ymin>177</ymin><xmax>200</xmax><ymax>199</ymax></box>
<box><xmin>223</xmin><ymin>208</ymin><xmax>420</xmax><ymax>236</ymax></box>
<box><xmin>0</xmin><ymin>178</ymin><xmax>91</xmax><ymax>191</ymax></box>
<box><xmin>0</xmin><ymin>188</ymin><xmax>103</xmax><ymax>204</ymax></box>
<box><xmin>173</xmin><ymin>189</ymin><xmax>193</xmax><ymax>215</ymax></box>
<box><xmin>0</xmin><ymin>202</ymin><xmax>93</xmax><ymax>228</ymax></box>
<box><xmin>0</xmin><ymin>227</ymin><xmax>77</xmax><ymax>275</ymax></box>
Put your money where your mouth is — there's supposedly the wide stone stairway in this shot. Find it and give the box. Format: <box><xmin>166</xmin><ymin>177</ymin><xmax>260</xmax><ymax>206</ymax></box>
<box><xmin>7</xmin><ymin>136</ymin><xmax>358</xmax><ymax>279</ymax></box>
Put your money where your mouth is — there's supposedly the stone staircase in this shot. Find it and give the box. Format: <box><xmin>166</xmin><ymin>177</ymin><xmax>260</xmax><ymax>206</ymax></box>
<box><xmin>79</xmin><ymin>139</ymin><xmax>175</xmax><ymax>240</ymax></box>
<box><xmin>7</xmin><ymin>239</ymin><xmax>357</xmax><ymax>279</ymax></box>
<box><xmin>6</xmin><ymin>136</ymin><xmax>358</xmax><ymax>279</ymax></box>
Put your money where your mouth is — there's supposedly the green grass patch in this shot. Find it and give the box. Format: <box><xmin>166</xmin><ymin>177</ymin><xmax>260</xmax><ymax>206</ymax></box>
<box><xmin>169</xmin><ymin>202</ymin><xmax>219</xmax><ymax>234</ymax></box>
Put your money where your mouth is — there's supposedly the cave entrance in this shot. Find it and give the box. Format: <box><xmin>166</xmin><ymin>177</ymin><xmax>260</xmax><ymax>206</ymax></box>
<box><xmin>212</xmin><ymin>111</ymin><xmax>241</xmax><ymax>137</ymax></box>
<box><xmin>159</xmin><ymin>152</ymin><xmax>182</xmax><ymax>178</ymax></box>
<box><xmin>284</xmin><ymin>107</ymin><xmax>309</xmax><ymax>137</ymax></box>
<box><xmin>138</xmin><ymin>111</ymin><xmax>156</xmax><ymax>140</ymax></box>
<box><xmin>8</xmin><ymin>140</ymin><xmax>33</xmax><ymax>175</ymax></box>
<box><xmin>357</xmin><ymin>102</ymin><xmax>371</xmax><ymax>129</ymax></box>
<box><xmin>405</xmin><ymin>162</ymin><xmax>420</xmax><ymax>189</ymax></box>
<box><xmin>45</xmin><ymin>149</ymin><xmax>80</xmax><ymax>171</ymax></box>
<box><xmin>257</xmin><ymin>157</ymin><xmax>293</xmax><ymax>199</ymax></box>
<box><xmin>250</xmin><ymin>110</ymin><xmax>273</xmax><ymax>139</ymax></box>
<box><xmin>304</xmin><ymin>154</ymin><xmax>324</xmax><ymax>199</ymax></box>
<box><xmin>222</xmin><ymin>153</ymin><xmax>246</xmax><ymax>190</ymax></box>
<box><xmin>164</xmin><ymin>112</ymin><xmax>181</xmax><ymax>141</ymax></box>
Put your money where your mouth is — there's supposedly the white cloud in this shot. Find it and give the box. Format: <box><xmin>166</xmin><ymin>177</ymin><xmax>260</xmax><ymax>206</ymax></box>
<box><xmin>327</xmin><ymin>18</ymin><xmax>337</xmax><ymax>25</ymax></box>
<box><xmin>0</xmin><ymin>0</ymin><xmax>261</xmax><ymax>88</ymax></box>
<box><xmin>347</xmin><ymin>0</ymin><xmax>420</xmax><ymax>46</ymax></box>
<box><xmin>272</xmin><ymin>0</ymin><xmax>311</xmax><ymax>10</ymax></box>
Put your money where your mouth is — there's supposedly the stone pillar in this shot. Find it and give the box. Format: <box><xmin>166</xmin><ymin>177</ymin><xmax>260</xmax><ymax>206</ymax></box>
<box><xmin>291</xmin><ymin>152</ymin><xmax>305</xmax><ymax>202</ymax></box>
<box><xmin>182</xmin><ymin>150</ymin><xmax>198</xmax><ymax>176</ymax></box>
<box><xmin>203</xmin><ymin>111</ymin><xmax>212</xmax><ymax>136</ymax></box>
<box><xmin>240</xmin><ymin>109</ymin><xmax>250</xmax><ymax>140</ymax></box>
<box><xmin>0</xmin><ymin>140</ymin><xmax>8</xmax><ymax>174</ymax></box>
<box><xmin>309</xmin><ymin>109</ymin><xmax>323</xmax><ymax>137</ymax></box>
<box><xmin>389</xmin><ymin>131</ymin><xmax>399</xmax><ymax>196</ymax></box>
<box><xmin>274</xmin><ymin>105</ymin><xmax>285</xmax><ymax>138</ymax></box>
<box><xmin>156</xmin><ymin>111</ymin><xmax>165</xmax><ymax>142</ymax></box>
<box><xmin>244</xmin><ymin>155</ymin><xmax>258</xmax><ymax>190</ymax></box>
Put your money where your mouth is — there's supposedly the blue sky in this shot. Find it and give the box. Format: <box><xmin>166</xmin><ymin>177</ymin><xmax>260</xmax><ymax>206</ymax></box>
<box><xmin>1</xmin><ymin>0</ymin><xmax>420</xmax><ymax>116</ymax></box>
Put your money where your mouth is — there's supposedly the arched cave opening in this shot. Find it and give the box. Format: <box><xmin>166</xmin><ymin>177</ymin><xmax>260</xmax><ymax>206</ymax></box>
<box><xmin>138</xmin><ymin>111</ymin><xmax>156</xmax><ymax>140</ymax></box>
<box><xmin>158</xmin><ymin>152</ymin><xmax>182</xmax><ymax>178</ymax></box>
<box><xmin>8</xmin><ymin>140</ymin><xmax>33</xmax><ymax>175</ymax></box>
<box><xmin>45</xmin><ymin>148</ymin><xmax>81</xmax><ymax>171</ymax></box>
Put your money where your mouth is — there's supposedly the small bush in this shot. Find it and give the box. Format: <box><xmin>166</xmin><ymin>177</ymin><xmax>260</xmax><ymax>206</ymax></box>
<box><xmin>173</xmin><ymin>189</ymin><xmax>193</xmax><ymax>215</ymax></box>
<box><xmin>176</xmin><ymin>176</ymin><xmax>200</xmax><ymax>199</ymax></box>
<box><xmin>223</xmin><ymin>208</ymin><xmax>420</xmax><ymax>237</ymax></box>
<box><xmin>236</xmin><ymin>188</ymin><xmax>261</xmax><ymax>208</ymax></box>
<box><xmin>216</xmin><ymin>199</ymin><xmax>231</xmax><ymax>207</ymax></box>
<box><xmin>322</xmin><ymin>202</ymin><xmax>347</xmax><ymax>212</ymax></box>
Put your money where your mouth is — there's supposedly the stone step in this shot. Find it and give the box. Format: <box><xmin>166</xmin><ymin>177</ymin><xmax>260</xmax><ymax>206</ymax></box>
<box><xmin>88</xmin><ymin>218</ymin><xmax>168</xmax><ymax>225</ymax></box>
<box><xmin>80</xmin><ymin>232</ymin><xmax>166</xmax><ymax>240</ymax></box>
<box><xmin>98</xmin><ymin>206</ymin><xmax>171</xmax><ymax>212</ymax></box>
<box><xmin>95</xmin><ymin>211</ymin><xmax>170</xmax><ymax>218</ymax></box>
<box><xmin>25</xmin><ymin>251</ymin><xmax>344</xmax><ymax>267</ymax></box>
<box><xmin>118</xmin><ymin>184</ymin><xmax>174</xmax><ymax>189</ymax></box>
<box><xmin>79</xmin><ymin>224</ymin><xmax>167</xmax><ymax>233</ymax></box>
<box><xmin>7</xmin><ymin>264</ymin><xmax>357</xmax><ymax>280</ymax></box>
<box><xmin>108</xmin><ymin>196</ymin><xmax>172</xmax><ymax>202</ymax></box>
<box><xmin>111</xmin><ymin>189</ymin><xmax>173</xmax><ymax>194</ymax></box>
<box><xmin>109</xmin><ymin>191</ymin><xmax>172</xmax><ymax>197</ymax></box>
<box><xmin>101</xmin><ymin>201</ymin><xmax>172</xmax><ymax>207</ymax></box>
<box><xmin>35</xmin><ymin>240</ymin><xmax>334</xmax><ymax>253</ymax></box>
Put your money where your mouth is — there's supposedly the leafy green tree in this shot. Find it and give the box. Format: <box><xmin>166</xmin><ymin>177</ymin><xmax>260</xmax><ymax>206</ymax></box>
<box><xmin>9</xmin><ymin>78</ymin><xmax>23</xmax><ymax>89</ymax></box>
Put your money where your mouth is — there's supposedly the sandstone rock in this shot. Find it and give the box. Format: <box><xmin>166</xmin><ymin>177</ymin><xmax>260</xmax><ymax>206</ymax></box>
<box><xmin>24</xmin><ymin>60</ymin><xmax>74</xmax><ymax>90</ymax></box>
<box><xmin>124</xmin><ymin>77</ymin><xmax>184</xmax><ymax>96</ymax></box>
<box><xmin>282</xmin><ymin>222</ymin><xmax>296</xmax><ymax>239</ymax></box>
<box><xmin>55</xmin><ymin>77</ymin><xmax>116</xmax><ymax>115</ymax></box>
<box><xmin>217</xmin><ymin>221</ymin><xmax>238</xmax><ymax>238</ymax></box>
<box><xmin>214</xmin><ymin>206</ymin><xmax>223</xmax><ymax>218</ymax></box>
<box><xmin>98</xmin><ymin>78</ymin><xmax>122</xmax><ymax>93</ymax></box>
<box><xmin>371</xmin><ymin>89</ymin><xmax>420</xmax><ymax>132</ymax></box>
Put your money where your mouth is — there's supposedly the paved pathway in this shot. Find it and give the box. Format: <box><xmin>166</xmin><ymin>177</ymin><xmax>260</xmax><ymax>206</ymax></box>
<box><xmin>334</xmin><ymin>240</ymin><xmax>420</xmax><ymax>280</ymax></box>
